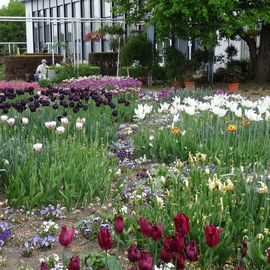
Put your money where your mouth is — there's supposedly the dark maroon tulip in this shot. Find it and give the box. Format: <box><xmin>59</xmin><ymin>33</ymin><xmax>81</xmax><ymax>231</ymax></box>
<box><xmin>98</xmin><ymin>227</ymin><xmax>113</xmax><ymax>250</ymax></box>
<box><xmin>40</xmin><ymin>262</ymin><xmax>49</xmax><ymax>270</ymax></box>
<box><xmin>175</xmin><ymin>251</ymin><xmax>185</xmax><ymax>270</ymax></box>
<box><xmin>138</xmin><ymin>252</ymin><xmax>152</xmax><ymax>270</ymax></box>
<box><xmin>114</xmin><ymin>215</ymin><xmax>124</xmax><ymax>234</ymax></box>
<box><xmin>163</xmin><ymin>236</ymin><xmax>172</xmax><ymax>249</ymax></box>
<box><xmin>128</xmin><ymin>244</ymin><xmax>141</xmax><ymax>262</ymax></box>
<box><xmin>152</xmin><ymin>224</ymin><xmax>163</xmax><ymax>241</ymax></box>
<box><xmin>59</xmin><ymin>226</ymin><xmax>74</xmax><ymax>248</ymax></box>
<box><xmin>160</xmin><ymin>246</ymin><xmax>172</xmax><ymax>262</ymax></box>
<box><xmin>185</xmin><ymin>240</ymin><xmax>199</xmax><ymax>261</ymax></box>
<box><xmin>139</xmin><ymin>218</ymin><xmax>153</xmax><ymax>238</ymax></box>
<box><xmin>170</xmin><ymin>233</ymin><xmax>185</xmax><ymax>252</ymax></box>
<box><xmin>241</xmin><ymin>241</ymin><xmax>247</xmax><ymax>258</ymax></box>
<box><xmin>204</xmin><ymin>225</ymin><xmax>222</xmax><ymax>248</ymax></box>
<box><xmin>267</xmin><ymin>248</ymin><xmax>270</xmax><ymax>264</ymax></box>
<box><xmin>174</xmin><ymin>213</ymin><xmax>190</xmax><ymax>237</ymax></box>
<box><xmin>68</xmin><ymin>256</ymin><xmax>80</xmax><ymax>270</ymax></box>
<box><xmin>235</xmin><ymin>266</ymin><xmax>244</xmax><ymax>270</ymax></box>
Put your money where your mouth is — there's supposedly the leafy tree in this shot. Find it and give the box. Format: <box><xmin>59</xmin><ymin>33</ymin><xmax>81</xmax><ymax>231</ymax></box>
<box><xmin>0</xmin><ymin>0</ymin><xmax>26</xmax><ymax>53</ymax></box>
<box><xmin>112</xmin><ymin>0</ymin><xmax>270</xmax><ymax>82</ymax></box>
<box><xmin>121</xmin><ymin>34</ymin><xmax>153</xmax><ymax>67</ymax></box>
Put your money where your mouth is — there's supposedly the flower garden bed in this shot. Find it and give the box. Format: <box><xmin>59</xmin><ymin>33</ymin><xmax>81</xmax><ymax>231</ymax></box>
<box><xmin>0</xmin><ymin>82</ymin><xmax>269</xmax><ymax>270</ymax></box>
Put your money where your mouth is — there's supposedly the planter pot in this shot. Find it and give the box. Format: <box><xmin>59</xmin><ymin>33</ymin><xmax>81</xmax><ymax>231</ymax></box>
<box><xmin>227</xmin><ymin>83</ymin><xmax>240</xmax><ymax>93</ymax></box>
<box><xmin>47</xmin><ymin>69</ymin><xmax>56</xmax><ymax>80</ymax></box>
<box><xmin>184</xmin><ymin>81</ymin><xmax>195</xmax><ymax>90</ymax></box>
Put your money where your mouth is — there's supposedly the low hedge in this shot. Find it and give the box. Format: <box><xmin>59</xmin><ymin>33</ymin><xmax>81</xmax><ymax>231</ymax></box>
<box><xmin>52</xmin><ymin>64</ymin><xmax>101</xmax><ymax>83</ymax></box>
<box><xmin>89</xmin><ymin>52</ymin><xmax>118</xmax><ymax>76</ymax></box>
<box><xmin>3</xmin><ymin>54</ymin><xmax>63</xmax><ymax>81</ymax></box>
<box><xmin>119</xmin><ymin>66</ymin><xmax>148</xmax><ymax>78</ymax></box>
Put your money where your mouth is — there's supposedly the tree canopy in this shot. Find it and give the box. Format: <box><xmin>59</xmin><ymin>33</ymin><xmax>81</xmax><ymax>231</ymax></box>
<box><xmin>0</xmin><ymin>0</ymin><xmax>26</xmax><ymax>43</ymax></box>
<box><xmin>112</xmin><ymin>0</ymin><xmax>270</xmax><ymax>82</ymax></box>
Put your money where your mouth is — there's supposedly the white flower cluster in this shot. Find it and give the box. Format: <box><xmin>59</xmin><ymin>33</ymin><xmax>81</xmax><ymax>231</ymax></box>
<box><xmin>154</xmin><ymin>263</ymin><xmax>175</xmax><ymax>270</ymax></box>
<box><xmin>136</xmin><ymin>94</ymin><xmax>270</xmax><ymax>122</ymax></box>
<box><xmin>40</xmin><ymin>221</ymin><xmax>59</xmax><ymax>236</ymax></box>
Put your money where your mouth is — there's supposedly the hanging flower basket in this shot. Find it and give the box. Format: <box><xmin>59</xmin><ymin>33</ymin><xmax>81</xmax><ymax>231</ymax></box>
<box><xmin>84</xmin><ymin>31</ymin><xmax>105</xmax><ymax>42</ymax></box>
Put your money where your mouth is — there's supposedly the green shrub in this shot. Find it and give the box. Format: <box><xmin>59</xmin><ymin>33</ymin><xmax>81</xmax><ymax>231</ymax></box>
<box><xmin>53</xmin><ymin>64</ymin><xmax>101</xmax><ymax>83</ymax></box>
<box><xmin>214</xmin><ymin>67</ymin><xmax>226</xmax><ymax>83</ymax></box>
<box><xmin>227</xmin><ymin>60</ymin><xmax>254</xmax><ymax>81</ymax></box>
<box><xmin>121</xmin><ymin>35</ymin><xmax>153</xmax><ymax>67</ymax></box>
<box><xmin>0</xmin><ymin>65</ymin><xmax>5</xmax><ymax>81</ymax></box>
<box><xmin>119</xmin><ymin>66</ymin><xmax>148</xmax><ymax>78</ymax></box>
<box><xmin>164</xmin><ymin>46</ymin><xmax>186</xmax><ymax>81</ymax></box>
<box><xmin>152</xmin><ymin>64</ymin><xmax>166</xmax><ymax>81</ymax></box>
<box><xmin>38</xmin><ymin>79</ymin><xmax>53</xmax><ymax>88</ymax></box>
<box><xmin>89</xmin><ymin>52</ymin><xmax>118</xmax><ymax>75</ymax></box>
<box><xmin>77</xmin><ymin>63</ymin><xmax>101</xmax><ymax>77</ymax></box>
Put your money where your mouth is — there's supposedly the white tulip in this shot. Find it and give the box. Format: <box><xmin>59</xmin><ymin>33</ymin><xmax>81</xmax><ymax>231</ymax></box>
<box><xmin>45</xmin><ymin>121</ymin><xmax>57</xmax><ymax>130</ymax></box>
<box><xmin>75</xmin><ymin>122</ymin><xmax>83</xmax><ymax>130</ymax></box>
<box><xmin>56</xmin><ymin>126</ymin><xmax>65</xmax><ymax>134</ymax></box>
<box><xmin>60</xmin><ymin>118</ymin><xmax>69</xmax><ymax>126</ymax></box>
<box><xmin>21</xmin><ymin>117</ymin><xmax>29</xmax><ymax>125</ymax></box>
<box><xmin>6</xmin><ymin>118</ymin><xmax>15</xmax><ymax>126</ymax></box>
<box><xmin>33</xmin><ymin>143</ymin><xmax>43</xmax><ymax>152</ymax></box>
<box><xmin>0</xmin><ymin>115</ymin><xmax>8</xmax><ymax>122</ymax></box>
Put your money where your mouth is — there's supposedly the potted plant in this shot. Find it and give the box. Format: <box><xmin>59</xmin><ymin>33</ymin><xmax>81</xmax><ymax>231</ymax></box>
<box><xmin>225</xmin><ymin>64</ymin><xmax>242</xmax><ymax>92</ymax></box>
<box><xmin>182</xmin><ymin>60</ymin><xmax>200</xmax><ymax>89</ymax></box>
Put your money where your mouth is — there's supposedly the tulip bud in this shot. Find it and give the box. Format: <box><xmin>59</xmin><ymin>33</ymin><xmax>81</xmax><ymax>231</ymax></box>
<box><xmin>114</xmin><ymin>215</ymin><xmax>124</xmax><ymax>234</ymax></box>
<box><xmin>152</xmin><ymin>224</ymin><xmax>163</xmax><ymax>241</ymax></box>
<box><xmin>204</xmin><ymin>224</ymin><xmax>222</xmax><ymax>248</ymax></box>
<box><xmin>56</xmin><ymin>126</ymin><xmax>65</xmax><ymax>134</ymax></box>
<box><xmin>138</xmin><ymin>217</ymin><xmax>153</xmax><ymax>238</ymax></box>
<box><xmin>185</xmin><ymin>240</ymin><xmax>199</xmax><ymax>261</ymax></box>
<box><xmin>175</xmin><ymin>251</ymin><xmax>185</xmax><ymax>270</ymax></box>
<box><xmin>40</xmin><ymin>262</ymin><xmax>49</xmax><ymax>270</ymax></box>
<box><xmin>0</xmin><ymin>115</ymin><xmax>8</xmax><ymax>122</ymax></box>
<box><xmin>21</xmin><ymin>117</ymin><xmax>29</xmax><ymax>124</ymax></box>
<box><xmin>61</xmin><ymin>117</ymin><xmax>69</xmax><ymax>126</ymax></box>
<box><xmin>267</xmin><ymin>248</ymin><xmax>270</xmax><ymax>264</ymax></box>
<box><xmin>98</xmin><ymin>227</ymin><xmax>113</xmax><ymax>250</ymax></box>
<box><xmin>33</xmin><ymin>143</ymin><xmax>43</xmax><ymax>153</ymax></box>
<box><xmin>138</xmin><ymin>252</ymin><xmax>152</xmax><ymax>270</ymax></box>
<box><xmin>75</xmin><ymin>122</ymin><xmax>83</xmax><ymax>130</ymax></box>
<box><xmin>241</xmin><ymin>241</ymin><xmax>247</xmax><ymax>258</ymax></box>
<box><xmin>174</xmin><ymin>213</ymin><xmax>190</xmax><ymax>237</ymax></box>
<box><xmin>128</xmin><ymin>244</ymin><xmax>141</xmax><ymax>262</ymax></box>
<box><xmin>68</xmin><ymin>256</ymin><xmax>80</xmax><ymax>270</ymax></box>
<box><xmin>59</xmin><ymin>226</ymin><xmax>74</xmax><ymax>248</ymax></box>
<box><xmin>159</xmin><ymin>246</ymin><xmax>172</xmax><ymax>262</ymax></box>
<box><xmin>6</xmin><ymin>118</ymin><xmax>15</xmax><ymax>126</ymax></box>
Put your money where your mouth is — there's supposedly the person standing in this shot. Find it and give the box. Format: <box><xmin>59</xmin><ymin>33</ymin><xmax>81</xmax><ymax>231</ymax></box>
<box><xmin>35</xmin><ymin>59</ymin><xmax>48</xmax><ymax>81</ymax></box>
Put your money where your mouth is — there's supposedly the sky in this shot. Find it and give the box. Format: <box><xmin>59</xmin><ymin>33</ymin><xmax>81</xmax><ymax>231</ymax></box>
<box><xmin>0</xmin><ymin>0</ymin><xmax>10</xmax><ymax>8</ymax></box>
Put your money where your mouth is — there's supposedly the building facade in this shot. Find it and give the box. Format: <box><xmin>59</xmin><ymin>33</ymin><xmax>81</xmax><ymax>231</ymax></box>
<box><xmin>20</xmin><ymin>0</ymin><xmax>135</xmax><ymax>62</ymax></box>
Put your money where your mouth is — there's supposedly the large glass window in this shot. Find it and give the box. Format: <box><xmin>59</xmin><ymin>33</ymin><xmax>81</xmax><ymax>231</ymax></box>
<box><xmin>50</xmin><ymin>0</ymin><xmax>57</xmax><ymax>7</ymax></box>
<box><xmin>65</xmin><ymin>4</ymin><xmax>72</xmax><ymax>42</ymax></box>
<box><xmin>32</xmin><ymin>0</ymin><xmax>38</xmax><ymax>12</ymax></box>
<box><xmin>37</xmin><ymin>0</ymin><xmax>43</xmax><ymax>10</ymax></box>
<box><xmin>58</xmin><ymin>6</ymin><xmax>65</xmax><ymax>42</ymax></box>
<box><xmin>45</xmin><ymin>9</ymin><xmax>51</xmax><ymax>43</ymax></box>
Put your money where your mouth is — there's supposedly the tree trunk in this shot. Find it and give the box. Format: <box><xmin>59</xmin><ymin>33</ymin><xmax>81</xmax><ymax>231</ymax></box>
<box><xmin>255</xmin><ymin>24</ymin><xmax>270</xmax><ymax>83</ymax></box>
<box><xmin>242</xmin><ymin>24</ymin><xmax>270</xmax><ymax>83</ymax></box>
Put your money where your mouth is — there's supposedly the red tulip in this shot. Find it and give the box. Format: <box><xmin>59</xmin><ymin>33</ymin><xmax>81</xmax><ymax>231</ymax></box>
<box><xmin>98</xmin><ymin>227</ymin><xmax>113</xmax><ymax>250</ymax></box>
<box><xmin>175</xmin><ymin>251</ymin><xmax>185</xmax><ymax>270</ymax></box>
<box><xmin>68</xmin><ymin>256</ymin><xmax>80</xmax><ymax>270</ymax></box>
<box><xmin>174</xmin><ymin>213</ymin><xmax>190</xmax><ymax>237</ymax></box>
<box><xmin>163</xmin><ymin>236</ymin><xmax>172</xmax><ymax>249</ymax></box>
<box><xmin>241</xmin><ymin>241</ymin><xmax>247</xmax><ymax>258</ymax></box>
<box><xmin>138</xmin><ymin>252</ymin><xmax>152</xmax><ymax>270</ymax></box>
<box><xmin>139</xmin><ymin>218</ymin><xmax>153</xmax><ymax>238</ymax></box>
<box><xmin>59</xmin><ymin>226</ymin><xmax>74</xmax><ymax>248</ymax></box>
<box><xmin>267</xmin><ymin>248</ymin><xmax>270</xmax><ymax>264</ymax></box>
<box><xmin>160</xmin><ymin>246</ymin><xmax>172</xmax><ymax>262</ymax></box>
<box><xmin>114</xmin><ymin>215</ymin><xmax>124</xmax><ymax>234</ymax></box>
<box><xmin>170</xmin><ymin>233</ymin><xmax>185</xmax><ymax>252</ymax></box>
<box><xmin>204</xmin><ymin>225</ymin><xmax>222</xmax><ymax>248</ymax></box>
<box><xmin>40</xmin><ymin>262</ymin><xmax>49</xmax><ymax>270</ymax></box>
<box><xmin>152</xmin><ymin>224</ymin><xmax>163</xmax><ymax>241</ymax></box>
<box><xmin>185</xmin><ymin>240</ymin><xmax>199</xmax><ymax>261</ymax></box>
<box><xmin>128</xmin><ymin>244</ymin><xmax>141</xmax><ymax>262</ymax></box>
